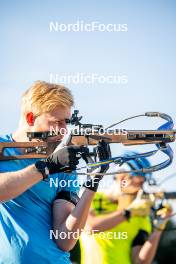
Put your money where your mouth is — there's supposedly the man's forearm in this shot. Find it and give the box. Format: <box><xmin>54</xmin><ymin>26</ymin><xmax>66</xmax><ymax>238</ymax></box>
<box><xmin>137</xmin><ymin>230</ymin><xmax>162</xmax><ymax>264</ymax></box>
<box><xmin>66</xmin><ymin>189</ymin><xmax>95</xmax><ymax>231</ymax></box>
<box><xmin>53</xmin><ymin>188</ymin><xmax>95</xmax><ymax>251</ymax></box>
<box><xmin>0</xmin><ymin>165</ymin><xmax>43</xmax><ymax>202</ymax></box>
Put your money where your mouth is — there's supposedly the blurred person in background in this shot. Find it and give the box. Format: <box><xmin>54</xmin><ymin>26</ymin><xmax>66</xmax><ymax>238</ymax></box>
<box><xmin>80</xmin><ymin>151</ymin><xmax>172</xmax><ymax>264</ymax></box>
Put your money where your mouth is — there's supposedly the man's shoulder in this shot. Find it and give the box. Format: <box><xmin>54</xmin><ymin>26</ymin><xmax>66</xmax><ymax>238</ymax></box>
<box><xmin>0</xmin><ymin>134</ymin><xmax>13</xmax><ymax>142</ymax></box>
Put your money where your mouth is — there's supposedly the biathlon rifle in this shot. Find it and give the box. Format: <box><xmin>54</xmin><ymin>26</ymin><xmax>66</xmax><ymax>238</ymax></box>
<box><xmin>0</xmin><ymin>111</ymin><xmax>175</xmax><ymax>177</ymax></box>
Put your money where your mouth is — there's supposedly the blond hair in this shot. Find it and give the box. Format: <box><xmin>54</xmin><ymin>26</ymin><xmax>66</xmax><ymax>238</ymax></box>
<box><xmin>21</xmin><ymin>81</ymin><xmax>74</xmax><ymax>116</ymax></box>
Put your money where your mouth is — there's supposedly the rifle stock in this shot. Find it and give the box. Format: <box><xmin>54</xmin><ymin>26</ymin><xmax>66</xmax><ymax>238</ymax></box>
<box><xmin>70</xmin><ymin>130</ymin><xmax>176</xmax><ymax>146</ymax></box>
<box><xmin>0</xmin><ymin>130</ymin><xmax>175</xmax><ymax>161</ymax></box>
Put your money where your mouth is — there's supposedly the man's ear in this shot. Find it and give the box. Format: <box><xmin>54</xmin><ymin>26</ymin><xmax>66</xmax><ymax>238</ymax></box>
<box><xmin>26</xmin><ymin>112</ymin><xmax>35</xmax><ymax>126</ymax></box>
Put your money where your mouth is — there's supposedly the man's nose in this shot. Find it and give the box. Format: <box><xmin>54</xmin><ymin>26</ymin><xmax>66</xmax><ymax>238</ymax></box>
<box><xmin>59</xmin><ymin>122</ymin><xmax>68</xmax><ymax>134</ymax></box>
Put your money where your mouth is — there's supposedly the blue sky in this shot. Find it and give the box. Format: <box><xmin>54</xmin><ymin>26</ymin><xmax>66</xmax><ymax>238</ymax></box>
<box><xmin>1</xmin><ymin>0</ymin><xmax>176</xmax><ymax>194</ymax></box>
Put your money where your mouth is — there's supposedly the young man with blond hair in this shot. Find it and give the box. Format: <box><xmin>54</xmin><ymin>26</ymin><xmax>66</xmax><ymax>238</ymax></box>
<box><xmin>0</xmin><ymin>81</ymin><xmax>109</xmax><ymax>264</ymax></box>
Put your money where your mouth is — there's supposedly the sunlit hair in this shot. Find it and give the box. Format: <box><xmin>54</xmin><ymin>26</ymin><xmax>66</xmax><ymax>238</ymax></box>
<box><xmin>21</xmin><ymin>81</ymin><xmax>74</xmax><ymax>117</ymax></box>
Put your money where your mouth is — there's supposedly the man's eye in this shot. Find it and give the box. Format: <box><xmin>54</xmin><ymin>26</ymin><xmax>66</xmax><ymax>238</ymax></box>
<box><xmin>54</xmin><ymin>119</ymin><xmax>70</xmax><ymax>125</ymax></box>
<box><xmin>65</xmin><ymin>119</ymin><xmax>71</xmax><ymax>124</ymax></box>
<box><xmin>55</xmin><ymin>121</ymin><xmax>62</xmax><ymax>125</ymax></box>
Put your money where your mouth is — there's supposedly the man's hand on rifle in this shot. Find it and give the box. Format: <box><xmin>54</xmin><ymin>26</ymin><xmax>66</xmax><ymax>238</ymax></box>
<box><xmin>35</xmin><ymin>145</ymin><xmax>89</xmax><ymax>179</ymax></box>
<box><xmin>83</xmin><ymin>140</ymin><xmax>111</xmax><ymax>192</ymax></box>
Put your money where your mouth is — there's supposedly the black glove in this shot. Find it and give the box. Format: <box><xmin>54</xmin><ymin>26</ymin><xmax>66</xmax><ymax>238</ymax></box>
<box><xmin>93</xmin><ymin>140</ymin><xmax>111</xmax><ymax>174</ymax></box>
<box><xmin>83</xmin><ymin>140</ymin><xmax>111</xmax><ymax>192</ymax></box>
<box><xmin>35</xmin><ymin>145</ymin><xmax>89</xmax><ymax>179</ymax></box>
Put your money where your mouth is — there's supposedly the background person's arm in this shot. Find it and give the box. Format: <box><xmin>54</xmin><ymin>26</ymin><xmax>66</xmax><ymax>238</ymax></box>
<box><xmin>131</xmin><ymin>230</ymin><xmax>162</xmax><ymax>264</ymax></box>
<box><xmin>85</xmin><ymin>209</ymin><xmax>126</xmax><ymax>232</ymax></box>
<box><xmin>85</xmin><ymin>195</ymin><xmax>154</xmax><ymax>233</ymax></box>
<box><xmin>131</xmin><ymin>205</ymin><xmax>172</xmax><ymax>264</ymax></box>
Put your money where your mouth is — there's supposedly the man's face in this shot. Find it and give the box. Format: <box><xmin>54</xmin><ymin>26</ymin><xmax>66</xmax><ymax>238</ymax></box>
<box><xmin>28</xmin><ymin>106</ymin><xmax>71</xmax><ymax>142</ymax></box>
<box><xmin>117</xmin><ymin>172</ymin><xmax>145</xmax><ymax>194</ymax></box>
